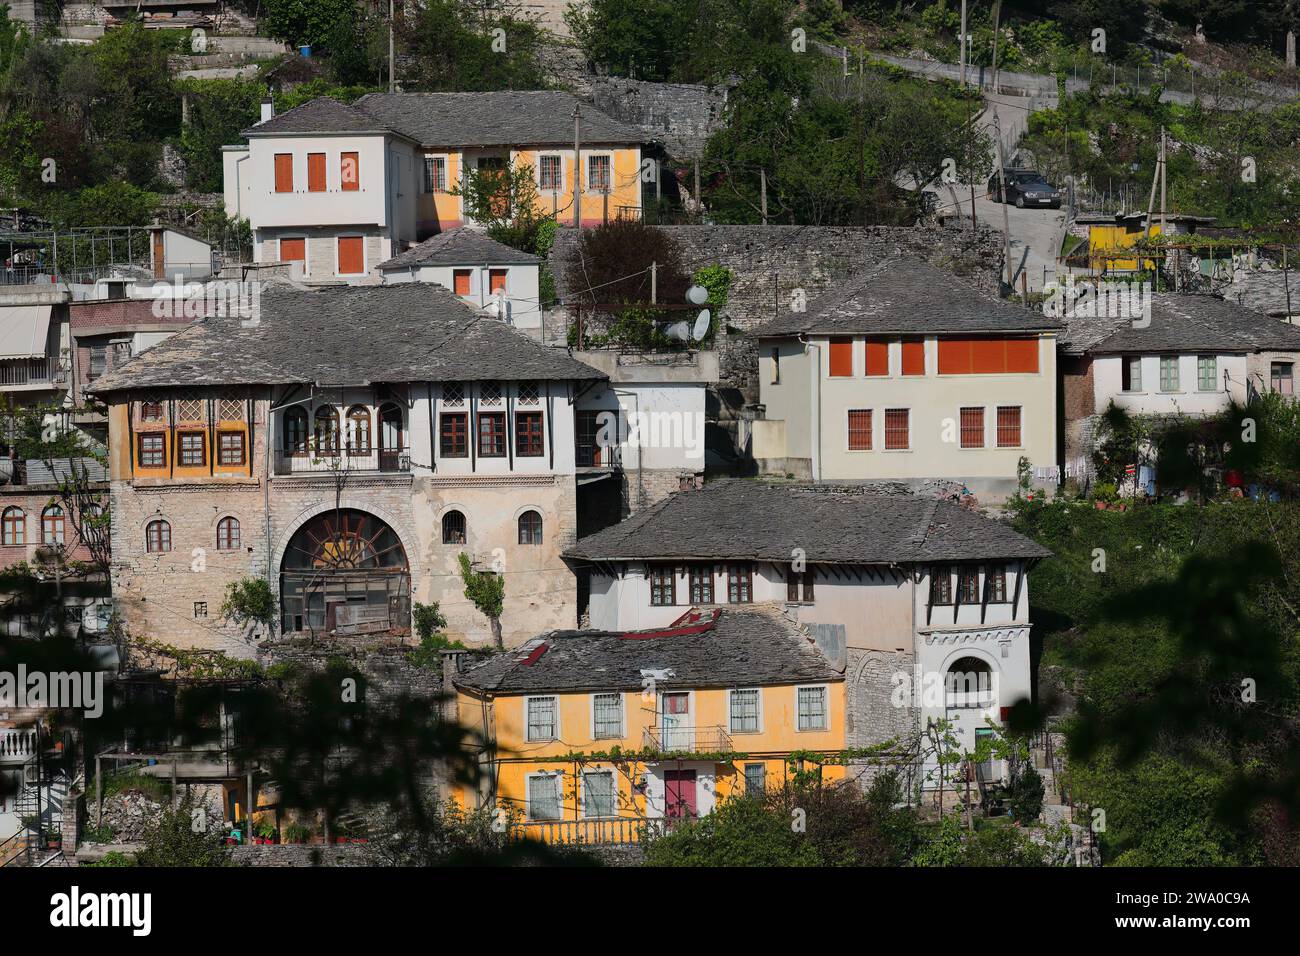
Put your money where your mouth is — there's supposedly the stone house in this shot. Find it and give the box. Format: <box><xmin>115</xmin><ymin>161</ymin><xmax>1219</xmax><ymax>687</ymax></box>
<box><xmin>87</xmin><ymin>281</ymin><xmax>607</xmax><ymax>653</ymax></box>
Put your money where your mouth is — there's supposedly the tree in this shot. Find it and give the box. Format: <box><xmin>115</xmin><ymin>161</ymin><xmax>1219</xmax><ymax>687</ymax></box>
<box><xmin>452</xmin><ymin>162</ymin><xmax>553</xmax><ymax>254</ymax></box>
<box><xmin>134</xmin><ymin>795</ymin><xmax>232</xmax><ymax>867</ymax></box>
<box><xmin>398</xmin><ymin>0</ymin><xmax>548</xmax><ymax>91</ymax></box>
<box><xmin>458</xmin><ymin>552</ymin><xmax>504</xmax><ymax>649</ymax></box>
<box><xmin>177</xmin><ymin>78</ymin><xmax>266</xmax><ymax>192</ymax></box>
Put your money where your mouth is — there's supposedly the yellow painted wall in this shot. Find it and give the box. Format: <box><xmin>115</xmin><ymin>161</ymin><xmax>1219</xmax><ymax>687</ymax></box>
<box><xmin>1088</xmin><ymin>222</ymin><xmax>1164</xmax><ymax>271</ymax></box>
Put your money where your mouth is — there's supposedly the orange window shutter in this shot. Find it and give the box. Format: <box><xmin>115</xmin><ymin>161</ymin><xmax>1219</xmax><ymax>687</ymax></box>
<box><xmin>337</xmin><ymin>236</ymin><xmax>364</xmax><ymax>274</ymax></box>
<box><xmin>307</xmin><ymin>153</ymin><xmax>326</xmax><ymax>192</ymax></box>
<box><xmin>971</xmin><ymin>338</ymin><xmax>1006</xmax><ymax>374</ymax></box>
<box><xmin>829</xmin><ymin>337</ymin><xmax>853</xmax><ymax>377</ymax></box>
<box><xmin>901</xmin><ymin>338</ymin><xmax>926</xmax><ymax>376</ymax></box>
<box><xmin>489</xmin><ymin>269</ymin><xmax>507</xmax><ymax>294</ymax></box>
<box><xmin>279</xmin><ymin>237</ymin><xmax>305</xmax><ymax>263</ymax></box>
<box><xmin>864</xmin><ymin>340</ymin><xmax>889</xmax><ymax>376</ymax></box>
<box><xmin>274</xmin><ymin>153</ymin><xmax>293</xmax><ymax>193</ymax></box>
<box><xmin>453</xmin><ymin>270</ymin><xmax>472</xmax><ymax>296</ymax></box>
<box><xmin>340</xmin><ymin>152</ymin><xmax>359</xmax><ymax>191</ymax></box>
<box><xmin>1006</xmin><ymin>337</ymin><xmax>1039</xmax><ymax>373</ymax></box>
<box><xmin>937</xmin><ymin>338</ymin><xmax>973</xmax><ymax>374</ymax></box>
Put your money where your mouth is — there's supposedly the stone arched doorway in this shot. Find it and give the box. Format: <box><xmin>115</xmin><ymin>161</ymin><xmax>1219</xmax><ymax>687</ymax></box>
<box><xmin>279</xmin><ymin>508</ymin><xmax>410</xmax><ymax>636</ymax></box>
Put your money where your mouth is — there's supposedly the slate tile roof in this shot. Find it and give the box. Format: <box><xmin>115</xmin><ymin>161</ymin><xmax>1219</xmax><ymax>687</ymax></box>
<box><xmin>751</xmin><ymin>259</ymin><xmax>1063</xmax><ymax>338</ymax></box>
<box><xmin>351</xmin><ymin>91</ymin><xmax>647</xmax><ymax>147</ymax></box>
<box><xmin>86</xmin><ymin>283</ymin><xmax>604</xmax><ymax>392</ymax></box>
<box><xmin>564</xmin><ymin>479</ymin><xmax>1051</xmax><ymax>564</ymax></box>
<box><xmin>1060</xmin><ymin>292</ymin><xmax>1300</xmax><ymax>355</ymax></box>
<box><xmin>376</xmin><ymin>228</ymin><xmax>539</xmax><ymax>270</ymax></box>
<box><xmin>241</xmin><ymin>97</ymin><xmax>399</xmax><ymax>138</ymax></box>
<box><xmin>453</xmin><ymin>606</ymin><xmax>841</xmax><ymax>695</ymax></box>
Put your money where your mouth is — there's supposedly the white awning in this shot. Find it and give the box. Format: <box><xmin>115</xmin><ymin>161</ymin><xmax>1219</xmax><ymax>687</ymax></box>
<box><xmin>0</xmin><ymin>305</ymin><xmax>53</xmax><ymax>360</ymax></box>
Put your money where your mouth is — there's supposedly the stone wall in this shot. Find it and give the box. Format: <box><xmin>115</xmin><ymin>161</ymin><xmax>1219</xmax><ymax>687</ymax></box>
<box><xmin>231</xmin><ymin>842</ymin><xmax>376</xmax><ymax>866</ymax></box>
<box><xmin>587</xmin><ymin>78</ymin><xmax>729</xmax><ymax>160</ymax></box>
<box><xmin>846</xmin><ymin>648</ymin><xmax>915</xmax><ymax>751</ymax></box>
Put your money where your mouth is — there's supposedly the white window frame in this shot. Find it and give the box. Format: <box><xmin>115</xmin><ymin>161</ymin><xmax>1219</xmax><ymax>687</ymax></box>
<box><xmin>795</xmin><ymin>684</ymin><xmax>830</xmax><ymax>733</ymax></box>
<box><xmin>589</xmin><ymin>691</ymin><xmax>625</xmax><ymax>740</ymax></box>
<box><xmin>580</xmin><ymin>768</ymin><xmax>618</xmax><ymax>819</ymax></box>
<box><xmin>585</xmin><ymin>152</ymin><xmax>613</xmax><ymax>194</ymax></box>
<box><xmin>524</xmin><ymin>770</ymin><xmax>563</xmax><ymax>822</ymax></box>
<box><xmin>727</xmin><ymin>687</ymin><xmax>763</xmax><ymax>735</ymax></box>
<box><xmin>334</xmin><ymin>234</ymin><xmax>367</xmax><ymax>277</ymax></box>
<box><xmin>524</xmin><ymin>694</ymin><xmax>560</xmax><ymax>743</ymax></box>
<box><xmin>423</xmin><ymin>153</ymin><xmax>450</xmax><ymax>193</ymax></box>
<box><xmin>1121</xmin><ymin>355</ymin><xmax>1143</xmax><ymax>393</ymax></box>
<box><xmin>537</xmin><ymin>152</ymin><xmax>565</xmax><ymax>193</ymax></box>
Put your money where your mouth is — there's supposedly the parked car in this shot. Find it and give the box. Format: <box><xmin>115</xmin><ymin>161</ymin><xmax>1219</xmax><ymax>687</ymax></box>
<box><xmin>988</xmin><ymin>170</ymin><xmax>1062</xmax><ymax>208</ymax></box>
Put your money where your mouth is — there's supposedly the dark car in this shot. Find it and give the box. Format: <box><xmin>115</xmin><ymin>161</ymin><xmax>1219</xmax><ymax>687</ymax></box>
<box><xmin>987</xmin><ymin>170</ymin><xmax>1062</xmax><ymax>208</ymax></box>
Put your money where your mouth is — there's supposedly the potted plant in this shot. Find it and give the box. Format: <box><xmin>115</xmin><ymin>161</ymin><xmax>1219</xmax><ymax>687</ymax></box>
<box><xmin>284</xmin><ymin>824</ymin><xmax>310</xmax><ymax>845</ymax></box>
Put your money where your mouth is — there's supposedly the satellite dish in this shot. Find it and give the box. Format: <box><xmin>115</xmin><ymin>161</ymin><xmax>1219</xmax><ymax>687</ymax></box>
<box><xmin>664</xmin><ymin>321</ymin><xmax>691</xmax><ymax>342</ymax></box>
<box><xmin>685</xmin><ymin>284</ymin><xmax>709</xmax><ymax>305</ymax></box>
<box><xmin>691</xmin><ymin>309</ymin><xmax>711</xmax><ymax>341</ymax></box>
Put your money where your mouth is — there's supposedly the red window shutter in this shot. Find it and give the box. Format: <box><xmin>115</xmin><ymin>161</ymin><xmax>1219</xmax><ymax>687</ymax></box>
<box><xmin>279</xmin><ymin>237</ymin><xmax>305</xmax><ymax>263</ymax></box>
<box><xmin>901</xmin><ymin>338</ymin><xmax>926</xmax><ymax>376</ymax></box>
<box><xmin>996</xmin><ymin>406</ymin><xmax>1022</xmax><ymax>447</ymax></box>
<box><xmin>340</xmin><ymin>152</ymin><xmax>359</xmax><ymax>191</ymax></box>
<box><xmin>489</xmin><ymin>269</ymin><xmax>507</xmax><ymax>294</ymax></box>
<box><xmin>937</xmin><ymin>338</ymin><xmax>972</xmax><ymax>374</ymax></box>
<box><xmin>273</xmin><ymin>153</ymin><xmax>293</xmax><ymax>193</ymax></box>
<box><xmin>884</xmin><ymin>409</ymin><xmax>909</xmax><ymax>450</ymax></box>
<box><xmin>453</xmin><ymin>270</ymin><xmax>472</xmax><ymax>296</ymax></box>
<box><xmin>959</xmin><ymin>407</ymin><xmax>984</xmax><ymax>448</ymax></box>
<box><xmin>307</xmin><ymin>153</ymin><xmax>326</xmax><ymax>192</ymax></box>
<box><xmin>1006</xmin><ymin>338</ymin><xmax>1039</xmax><ymax>373</ymax></box>
<box><xmin>828</xmin><ymin>337</ymin><xmax>853</xmax><ymax>377</ymax></box>
<box><xmin>971</xmin><ymin>338</ymin><xmax>1006</xmax><ymax>374</ymax></box>
<box><xmin>337</xmin><ymin>236</ymin><xmax>364</xmax><ymax>275</ymax></box>
<box><xmin>864</xmin><ymin>340</ymin><xmax>888</xmax><ymax>376</ymax></box>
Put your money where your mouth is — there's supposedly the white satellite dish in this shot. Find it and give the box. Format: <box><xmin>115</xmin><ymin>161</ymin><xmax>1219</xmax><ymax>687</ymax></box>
<box><xmin>685</xmin><ymin>284</ymin><xmax>709</xmax><ymax>305</ymax></box>
<box><xmin>691</xmin><ymin>309</ymin><xmax>711</xmax><ymax>341</ymax></box>
<box><xmin>664</xmin><ymin>321</ymin><xmax>691</xmax><ymax>342</ymax></box>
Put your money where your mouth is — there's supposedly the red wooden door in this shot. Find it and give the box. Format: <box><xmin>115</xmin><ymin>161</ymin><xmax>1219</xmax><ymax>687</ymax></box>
<box><xmin>664</xmin><ymin>770</ymin><xmax>697</xmax><ymax>822</ymax></box>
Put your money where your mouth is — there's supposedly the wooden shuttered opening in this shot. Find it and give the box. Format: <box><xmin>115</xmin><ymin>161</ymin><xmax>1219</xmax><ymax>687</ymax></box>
<box><xmin>279</xmin><ymin>237</ymin><xmax>305</xmax><ymax>263</ymax></box>
<box><xmin>341</xmin><ymin>152</ymin><xmax>359</xmax><ymax>191</ymax></box>
<box><xmin>307</xmin><ymin>152</ymin><xmax>326</xmax><ymax>192</ymax></box>
<box><xmin>828</xmin><ymin>337</ymin><xmax>853</xmax><ymax>377</ymax></box>
<box><xmin>937</xmin><ymin>337</ymin><xmax>1039</xmax><ymax>374</ymax></box>
<box><xmin>273</xmin><ymin>153</ymin><xmax>293</xmax><ymax>192</ymax></box>
<box><xmin>453</xmin><ymin>269</ymin><xmax>472</xmax><ymax>296</ymax></box>
<box><xmin>864</xmin><ymin>340</ymin><xmax>888</xmax><ymax>376</ymax></box>
<box><xmin>337</xmin><ymin>236</ymin><xmax>364</xmax><ymax>275</ymax></box>
<box><xmin>489</xmin><ymin>269</ymin><xmax>508</xmax><ymax>293</ymax></box>
<box><xmin>901</xmin><ymin>338</ymin><xmax>925</xmax><ymax>375</ymax></box>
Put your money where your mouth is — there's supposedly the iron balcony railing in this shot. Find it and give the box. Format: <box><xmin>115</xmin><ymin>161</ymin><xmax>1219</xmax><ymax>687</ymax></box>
<box><xmin>641</xmin><ymin>724</ymin><xmax>733</xmax><ymax>754</ymax></box>
<box><xmin>273</xmin><ymin>447</ymin><xmax>410</xmax><ymax>475</ymax></box>
<box><xmin>0</xmin><ymin>358</ymin><xmax>63</xmax><ymax>387</ymax></box>
<box><xmin>510</xmin><ymin>817</ymin><xmax>664</xmax><ymax>846</ymax></box>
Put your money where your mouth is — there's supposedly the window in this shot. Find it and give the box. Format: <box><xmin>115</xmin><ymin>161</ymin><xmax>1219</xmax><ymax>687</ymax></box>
<box><xmin>770</xmin><ymin>347</ymin><xmax>780</xmax><ymax>384</ymax></box>
<box><xmin>884</xmin><ymin>408</ymin><xmax>909</xmax><ymax>450</ymax></box>
<box><xmin>2</xmin><ymin>508</ymin><xmax>23</xmax><ymax>546</ymax></box>
<box><xmin>477</xmin><ymin>412</ymin><xmax>506</xmax><ymax>457</ymax></box>
<box><xmin>279</xmin><ymin>237</ymin><xmax>305</xmax><ymax>264</ymax></box>
<box><xmin>688</xmin><ymin>565</ymin><xmax>713</xmax><ymax>604</ymax></box>
<box><xmin>314</xmin><ymin>407</ymin><xmax>340</xmax><ymax>453</ymax></box>
<box><xmin>729</xmin><ymin>689</ymin><xmax>760</xmax><ymax>734</ymax></box>
<box><xmin>847</xmin><ymin>409</ymin><xmax>872</xmax><ymax>451</ymax></box>
<box><xmin>1272</xmin><ymin>361</ymin><xmax>1295</xmax><ymax>395</ymax></box>
<box><xmin>440</xmin><ymin>413</ymin><xmax>468</xmax><ymax>457</ymax></box>
<box><xmin>829</xmin><ymin>337</ymin><xmax>853</xmax><ymax>377</ymax></box>
<box><xmin>650</xmin><ymin>564</ymin><xmax>675</xmax><ymax>606</ymax></box>
<box><xmin>89</xmin><ymin>346</ymin><xmax>107</xmax><ymax>381</ymax></box>
<box><xmin>347</xmin><ymin>406</ymin><xmax>371</xmax><ymax>453</ymax></box>
<box><xmin>453</xmin><ymin>269</ymin><xmax>472</xmax><ymax>296</ymax></box>
<box><xmin>145</xmin><ymin>519</ymin><xmax>170</xmax><ymax>553</ymax></box>
<box><xmin>40</xmin><ymin>506</ymin><xmax>64</xmax><ymax>546</ymax></box>
<box><xmin>1197</xmin><ymin>355</ymin><xmax>1218</xmax><ymax>392</ymax></box>
<box><xmin>527</xmin><ymin>774</ymin><xmax>561</xmax><ymax>821</ymax></box>
<box><xmin>901</xmin><ymin>337</ymin><xmax>925</xmax><ymax>375</ymax></box>
<box><xmin>930</xmin><ymin>566</ymin><xmax>952</xmax><ymax>605</ymax></box>
<box><xmin>138</xmin><ymin>433</ymin><xmax>165</xmax><ymax>468</ymax></box>
<box><xmin>986</xmin><ymin>564</ymin><xmax>1008</xmax><ymax>603</ymax></box>
<box><xmin>592</xmin><ymin>693</ymin><xmax>623</xmax><ymax>739</ymax></box>
<box><xmin>744</xmin><ymin>763</ymin><xmax>766</xmax><ymax>797</ymax></box>
<box><xmin>307</xmin><ymin>152</ymin><xmax>326</xmax><ymax>192</ymax></box>
<box><xmin>937</xmin><ymin>337</ymin><xmax>1039</xmax><ymax>374</ymax></box>
<box><xmin>218</xmin><ymin>431</ymin><xmax>245</xmax><ymax>466</ymax></box>
<box><xmin>337</xmin><ymin>236</ymin><xmax>364</xmax><ymax>275</ymax></box>
<box><xmin>340</xmin><ymin>151</ymin><xmax>359</xmax><ymax>191</ymax></box>
<box><xmin>273</xmin><ymin>153</ymin><xmax>293</xmax><ymax>192</ymax></box>
<box><xmin>539</xmin><ymin>154</ymin><xmax>563</xmax><ymax>191</ymax></box>
<box><xmin>587</xmin><ymin>154</ymin><xmax>611</xmax><ymax>192</ymax></box>
<box><xmin>958</xmin><ymin>566</ymin><xmax>980</xmax><ymax>603</ymax></box>
<box><xmin>489</xmin><ymin>269</ymin><xmax>507</xmax><ymax>294</ymax></box>
<box><xmin>526</xmin><ymin>696</ymin><xmax>558</xmax><ymax>742</ymax></box>
<box><xmin>797</xmin><ymin>686</ymin><xmax>828</xmax><ymax>731</ymax></box>
<box><xmin>442</xmin><ymin>510</ymin><xmax>466</xmax><ymax>545</ymax></box>
<box><xmin>786</xmin><ymin>565</ymin><xmax>814</xmax><ymax>602</ymax></box>
<box><xmin>217</xmin><ymin>516</ymin><xmax>240</xmax><ymax>551</ymax></box>
<box><xmin>177</xmin><ymin>431</ymin><xmax>206</xmax><ymax>467</ymax></box>
<box><xmin>575</xmin><ymin>409</ymin><xmax>607</xmax><ymax>467</ymax></box>
<box><xmin>518</xmin><ymin>510</ymin><xmax>543</xmax><ymax>545</ymax></box>
<box><xmin>423</xmin><ymin>156</ymin><xmax>447</xmax><ymax>193</ymax></box>
<box><xmin>140</xmin><ymin>400</ymin><xmax>163</xmax><ymax>422</ymax></box>
<box><xmin>864</xmin><ymin>340</ymin><xmax>888</xmax><ymax>376</ymax></box>
<box><xmin>1159</xmin><ymin>355</ymin><xmax>1180</xmax><ymax>392</ymax></box>
<box><xmin>1122</xmin><ymin>356</ymin><xmax>1143</xmax><ymax>392</ymax></box>
<box><xmin>727</xmin><ymin>564</ymin><xmax>752</xmax><ymax>604</ymax></box>
<box><xmin>995</xmin><ymin>406</ymin><xmax>1022</xmax><ymax>448</ymax></box>
<box><xmin>194</xmin><ymin>602</ymin><xmax>207</xmax><ymax>619</ymax></box>
<box><xmin>515</xmin><ymin>411</ymin><xmax>544</xmax><ymax>457</ymax></box>
<box><xmin>582</xmin><ymin>770</ymin><xmax>617</xmax><ymax>818</ymax></box>
<box><xmin>284</xmin><ymin>407</ymin><xmax>308</xmax><ymax>453</ymax></box>
<box><xmin>959</xmin><ymin>407</ymin><xmax>985</xmax><ymax>448</ymax></box>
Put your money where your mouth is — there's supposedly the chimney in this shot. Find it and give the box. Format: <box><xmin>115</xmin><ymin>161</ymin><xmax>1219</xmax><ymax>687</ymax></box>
<box><xmin>260</xmin><ymin>98</ymin><xmax>275</xmax><ymax>123</ymax></box>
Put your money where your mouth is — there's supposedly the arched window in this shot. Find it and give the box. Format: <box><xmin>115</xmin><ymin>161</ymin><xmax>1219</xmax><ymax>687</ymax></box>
<box><xmin>945</xmin><ymin>656</ymin><xmax>994</xmax><ymax>709</ymax></box>
<box><xmin>2</xmin><ymin>507</ymin><xmax>24</xmax><ymax>546</ymax></box>
<box><xmin>518</xmin><ymin>510</ymin><xmax>543</xmax><ymax>545</ymax></box>
<box><xmin>146</xmin><ymin>519</ymin><xmax>171</xmax><ymax>553</ymax></box>
<box><xmin>217</xmin><ymin>516</ymin><xmax>240</xmax><ymax>551</ymax></box>
<box><xmin>442</xmin><ymin>510</ymin><xmax>466</xmax><ymax>544</ymax></box>
<box><xmin>284</xmin><ymin>407</ymin><xmax>308</xmax><ymax>453</ymax></box>
<box><xmin>314</xmin><ymin>406</ymin><xmax>340</xmax><ymax>454</ymax></box>
<box><xmin>347</xmin><ymin>405</ymin><xmax>371</xmax><ymax>454</ymax></box>
<box><xmin>41</xmin><ymin>506</ymin><xmax>64</xmax><ymax>546</ymax></box>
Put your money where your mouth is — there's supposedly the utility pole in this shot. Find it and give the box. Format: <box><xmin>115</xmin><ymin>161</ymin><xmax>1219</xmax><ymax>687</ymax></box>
<box><xmin>959</xmin><ymin>0</ymin><xmax>967</xmax><ymax>89</ymax></box>
<box><xmin>1159</xmin><ymin>127</ymin><xmax>1169</xmax><ymax>289</ymax></box>
<box><xmin>573</xmin><ymin>105</ymin><xmax>582</xmax><ymax>230</ymax></box>
<box><xmin>650</xmin><ymin>261</ymin><xmax>657</xmax><ymax>304</ymax></box>
<box><xmin>760</xmin><ymin>168</ymin><xmax>768</xmax><ymax>225</ymax></box>
<box><xmin>991</xmin><ymin>0</ymin><xmax>1003</xmax><ymax>95</ymax></box>
<box><xmin>993</xmin><ymin>111</ymin><xmax>1013</xmax><ymax>287</ymax></box>
<box><xmin>388</xmin><ymin>0</ymin><xmax>395</xmax><ymax>93</ymax></box>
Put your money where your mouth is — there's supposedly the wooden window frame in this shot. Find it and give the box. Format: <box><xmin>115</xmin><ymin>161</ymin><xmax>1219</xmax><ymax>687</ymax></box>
<box><xmin>518</xmin><ymin>510</ymin><xmax>543</xmax><ymax>545</ymax></box>
<box><xmin>959</xmin><ymin>406</ymin><xmax>985</xmax><ymax>449</ymax></box>
<box><xmin>217</xmin><ymin>431</ymin><xmax>245</xmax><ymax>467</ymax></box>
<box><xmin>727</xmin><ymin>563</ymin><xmax>753</xmax><ymax>604</ymax></box>
<box><xmin>649</xmin><ymin>564</ymin><xmax>676</xmax><ymax>606</ymax></box>
<box><xmin>41</xmin><ymin>506</ymin><xmax>64</xmax><ymax>546</ymax></box>
<box><xmin>145</xmin><ymin>519</ymin><xmax>171</xmax><ymax>554</ymax></box>
<box><xmin>137</xmin><ymin>432</ymin><xmax>165</xmax><ymax>468</ymax></box>
<box><xmin>2</xmin><ymin>507</ymin><xmax>24</xmax><ymax>546</ymax></box>
<box><xmin>986</xmin><ymin>564</ymin><xmax>1008</xmax><ymax>603</ymax></box>
<box><xmin>688</xmin><ymin>565</ymin><xmax>713</xmax><ymax>604</ymax></box>
<box><xmin>216</xmin><ymin>516</ymin><xmax>240</xmax><ymax>551</ymax></box>
<box><xmin>273</xmin><ymin>153</ymin><xmax>293</xmax><ymax>193</ymax></box>
<box><xmin>515</xmin><ymin>411</ymin><xmax>544</xmax><ymax>457</ymax></box>
<box><xmin>177</xmin><ymin>430</ymin><xmax>207</xmax><ymax>468</ymax></box>
<box><xmin>439</xmin><ymin>412</ymin><xmax>468</xmax><ymax>458</ymax></box>
<box><xmin>958</xmin><ymin>566</ymin><xmax>980</xmax><ymax>604</ymax></box>
<box><xmin>995</xmin><ymin>406</ymin><xmax>1022</xmax><ymax>448</ymax></box>
<box><xmin>883</xmin><ymin>408</ymin><xmax>910</xmax><ymax>451</ymax></box>
<box><xmin>847</xmin><ymin>408</ymin><xmax>872</xmax><ymax>451</ymax></box>
<box><xmin>452</xmin><ymin>269</ymin><xmax>472</xmax><ymax>297</ymax></box>
<box><xmin>929</xmin><ymin>566</ymin><xmax>953</xmax><ymax>605</ymax></box>
<box><xmin>307</xmin><ymin>152</ymin><xmax>327</xmax><ymax>193</ymax></box>
<box><xmin>1271</xmin><ymin>361</ymin><xmax>1295</xmax><ymax>395</ymax></box>
<box><xmin>1196</xmin><ymin>354</ymin><xmax>1218</xmax><ymax>392</ymax></box>
<box><xmin>477</xmin><ymin>412</ymin><xmax>506</xmax><ymax>458</ymax></box>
